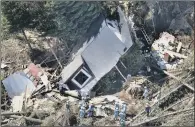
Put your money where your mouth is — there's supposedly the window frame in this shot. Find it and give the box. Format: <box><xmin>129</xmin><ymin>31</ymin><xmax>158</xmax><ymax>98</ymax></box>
<box><xmin>71</xmin><ymin>68</ymin><xmax>92</xmax><ymax>88</ymax></box>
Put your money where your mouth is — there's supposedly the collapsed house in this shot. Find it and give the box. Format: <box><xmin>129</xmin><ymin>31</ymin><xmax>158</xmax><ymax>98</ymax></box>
<box><xmin>60</xmin><ymin>7</ymin><xmax>133</xmax><ymax>94</ymax></box>
<box><xmin>151</xmin><ymin>32</ymin><xmax>188</xmax><ymax>70</ymax></box>
<box><xmin>1</xmin><ymin>7</ymin><xmax>133</xmax><ymax>99</ymax></box>
<box><xmin>2</xmin><ymin>63</ymin><xmax>51</xmax><ymax>98</ymax></box>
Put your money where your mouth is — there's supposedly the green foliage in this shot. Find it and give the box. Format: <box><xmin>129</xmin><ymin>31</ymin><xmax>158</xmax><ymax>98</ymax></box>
<box><xmin>1</xmin><ymin>14</ymin><xmax>11</xmax><ymax>39</ymax></box>
<box><xmin>52</xmin><ymin>1</ymin><xmax>103</xmax><ymax>44</ymax></box>
<box><xmin>2</xmin><ymin>1</ymin><xmax>56</xmax><ymax>33</ymax></box>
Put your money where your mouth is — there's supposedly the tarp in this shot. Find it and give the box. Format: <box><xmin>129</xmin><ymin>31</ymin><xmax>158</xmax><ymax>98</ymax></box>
<box><xmin>2</xmin><ymin>72</ymin><xmax>36</xmax><ymax>98</ymax></box>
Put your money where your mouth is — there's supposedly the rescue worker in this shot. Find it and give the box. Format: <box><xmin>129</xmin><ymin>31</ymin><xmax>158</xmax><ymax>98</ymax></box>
<box><xmin>79</xmin><ymin>103</ymin><xmax>86</xmax><ymax>118</ymax></box>
<box><xmin>121</xmin><ymin>103</ymin><xmax>127</xmax><ymax>113</ymax></box>
<box><xmin>58</xmin><ymin>80</ymin><xmax>67</xmax><ymax>95</ymax></box>
<box><xmin>119</xmin><ymin>111</ymin><xmax>126</xmax><ymax>127</ymax></box>
<box><xmin>66</xmin><ymin>101</ymin><xmax>70</xmax><ymax>113</ymax></box>
<box><xmin>119</xmin><ymin>103</ymin><xmax>127</xmax><ymax>127</ymax></box>
<box><xmin>143</xmin><ymin>86</ymin><xmax>149</xmax><ymax>99</ymax></box>
<box><xmin>87</xmin><ymin>103</ymin><xmax>94</xmax><ymax>117</ymax></box>
<box><xmin>114</xmin><ymin>101</ymin><xmax>120</xmax><ymax>120</ymax></box>
<box><xmin>145</xmin><ymin>103</ymin><xmax>151</xmax><ymax>117</ymax></box>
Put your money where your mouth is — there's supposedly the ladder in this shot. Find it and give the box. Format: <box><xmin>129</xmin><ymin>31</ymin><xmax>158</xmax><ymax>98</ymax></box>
<box><xmin>140</xmin><ymin>27</ymin><xmax>152</xmax><ymax>45</ymax></box>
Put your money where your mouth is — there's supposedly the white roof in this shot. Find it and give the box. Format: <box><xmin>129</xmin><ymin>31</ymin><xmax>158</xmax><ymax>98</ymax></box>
<box><xmin>61</xmin><ymin>7</ymin><xmax>133</xmax><ymax>91</ymax></box>
<box><xmin>61</xmin><ymin>55</ymin><xmax>83</xmax><ymax>83</ymax></box>
<box><xmin>81</xmin><ymin>24</ymin><xmax>126</xmax><ymax>80</ymax></box>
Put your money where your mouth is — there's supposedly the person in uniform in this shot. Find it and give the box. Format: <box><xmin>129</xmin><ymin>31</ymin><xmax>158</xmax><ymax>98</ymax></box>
<box><xmin>119</xmin><ymin>103</ymin><xmax>127</xmax><ymax>127</ymax></box>
<box><xmin>87</xmin><ymin>103</ymin><xmax>94</xmax><ymax>117</ymax></box>
<box><xmin>114</xmin><ymin>101</ymin><xmax>120</xmax><ymax>120</ymax></box>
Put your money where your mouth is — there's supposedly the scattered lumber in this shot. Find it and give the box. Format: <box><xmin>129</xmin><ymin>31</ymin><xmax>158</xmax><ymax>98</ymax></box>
<box><xmin>151</xmin><ymin>65</ymin><xmax>194</xmax><ymax>91</ymax></box>
<box><xmin>132</xmin><ymin>83</ymin><xmax>183</xmax><ymax>120</ymax></box>
<box><xmin>161</xmin><ymin>96</ymin><xmax>192</xmax><ymax>113</ymax></box>
<box><xmin>162</xmin><ymin>70</ymin><xmax>194</xmax><ymax>91</ymax></box>
<box><xmin>131</xmin><ymin>107</ymin><xmax>194</xmax><ymax>126</ymax></box>
<box><xmin>166</xmin><ymin>50</ymin><xmax>187</xmax><ymax>59</ymax></box>
<box><xmin>9</xmin><ymin>115</ymin><xmax>43</xmax><ymax>123</ymax></box>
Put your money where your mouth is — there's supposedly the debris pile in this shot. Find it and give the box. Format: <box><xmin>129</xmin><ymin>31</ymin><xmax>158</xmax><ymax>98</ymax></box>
<box><xmin>151</xmin><ymin>32</ymin><xmax>190</xmax><ymax>70</ymax></box>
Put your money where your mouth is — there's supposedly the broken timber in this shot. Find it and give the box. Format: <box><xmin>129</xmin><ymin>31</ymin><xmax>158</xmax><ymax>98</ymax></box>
<box><xmin>2</xmin><ymin>112</ymin><xmax>26</xmax><ymax>116</ymax></box>
<box><xmin>9</xmin><ymin>115</ymin><xmax>43</xmax><ymax>123</ymax></box>
<box><xmin>162</xmin><ymin>70</ymin><xmax>194</xmax><ymax>91</ymax></box>
<box><xmin>47</xmin><ymin>41</ymin><xmax>63</xmax><ymax>69</ymax></box>
<box><xmin>165</xmin><ymin>50</ymin><xmax>188</xmax><ymax>59</ymax></box>
<box><xmin>152</xmin><ymin>65</ymin><xmax>194</xmax><ymax>91</ymax></box>
<box><xmin>132</xmin><ymin>83</ymin><xmax>184</xmax><ymax>121</ymax></box>
<box><xmin>130</xmin><ymin>107</ymin><xmax>194</xmax><ymax>126</ymax></box>
<box><xmin>161</xmin><ymin>96</ymin><xmax>192</xmax><ymax>113</ymax></box>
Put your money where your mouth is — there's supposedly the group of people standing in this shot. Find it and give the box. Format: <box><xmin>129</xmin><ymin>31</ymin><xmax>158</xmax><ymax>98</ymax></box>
<box><xmin>114</xmin><ymin>101</ymin><xmax>127</xmax><ymax>126</ymax></box>
<box><xmin>64</xmin><ymin>88</ymin><xmax>151</xmax><ymax>127</ymax></box>
<box><xmin>79</xmin><ymin>96</ymin><xmax>94</xmax><ymax>118</ymax></box>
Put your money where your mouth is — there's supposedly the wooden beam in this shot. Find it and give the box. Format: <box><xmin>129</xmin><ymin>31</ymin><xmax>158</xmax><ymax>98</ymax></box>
<box><xmin>120</xmin><ymin>60</ymin><xmax>127</xmax><ymax>69</ymax></box>
<box><xmin>166</xmin><ymin>50</ymin><xmax>187</xmax><ymax>59</ymax></box>
<box><xmin>176</xmin><ymin>42</ymin><xmax>182</xmax><ymax>53</ymax></box>
<box><xmin>115</xmin><ymin>65</ymin><xmax>127</xmax><ymax>81</ymax></box>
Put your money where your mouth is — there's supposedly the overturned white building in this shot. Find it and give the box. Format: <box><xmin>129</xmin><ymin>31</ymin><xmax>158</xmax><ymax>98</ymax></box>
<box><xmin>60</xmin><ymin>7</ymin><xmax>134</xmax><ymax>94</ymax></box>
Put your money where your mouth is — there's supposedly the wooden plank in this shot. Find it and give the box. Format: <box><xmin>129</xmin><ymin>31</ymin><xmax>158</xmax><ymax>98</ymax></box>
<box><xmin>166</xmin><ymin>50</ymin><xmax>187</xmax><ymax>59</ymax></box>
<box><xmin>176</xmin><ymin>42</ymin><xmax>182</xmax><ymax>53</ymax></box>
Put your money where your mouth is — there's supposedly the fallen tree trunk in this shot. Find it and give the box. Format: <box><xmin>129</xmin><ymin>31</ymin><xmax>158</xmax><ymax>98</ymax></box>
<box><xmin>151</xmin><ymin>65</ymin><xmax>194</xmax><ymax>91</ymax></box>
<box><xmin>132</xmin><ymin>83</ymin><xmax>183</xmax><ymax>120</ymax></box>
<box><xmin>162</xmin><ymin>70</ymin><xmax>194</xmax><ymax>91</ymax></box>
<box><xmin>2</xmin><ymin>112</ymin><xmax>26</xmax><ymax>116</ymax></box>
<box><xmin>130</xmin><ymin>107</ymin><xmax>194</xmax><ymax>126</ymax></box>
<box><xmin>9</xmin><ymin>115</ymin><xmax>43</xmax><ymax>124</ymax></box>
<box><xmin>161</xmin><ymin>96</ymin><xmax>192</xmax><ymax>113</ymax></box>
<box><xmin>52</xmin><ymin>90</ymin><xmax>80</xmax><ymax>99</ymax></box>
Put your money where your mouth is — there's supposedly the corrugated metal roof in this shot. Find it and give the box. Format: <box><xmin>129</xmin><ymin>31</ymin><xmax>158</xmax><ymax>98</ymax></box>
<box><xmin>2</xmin><ymin>72</ymin><xmax>36</xmax><ymax>98</ymax></box>
<box><xmin>81</xmin><ymin>23</ymin><xmax>126</xmax><ymax>80</ymax></box>
<box><xmin>61</xmin><ymin>55</ymin><xmax>84</xmax><ymax>83</ymax></box>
